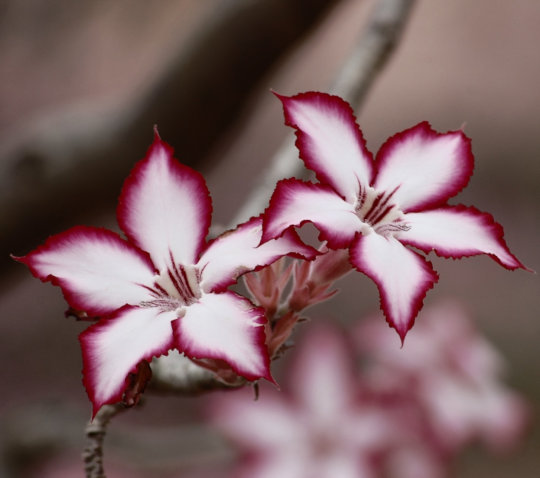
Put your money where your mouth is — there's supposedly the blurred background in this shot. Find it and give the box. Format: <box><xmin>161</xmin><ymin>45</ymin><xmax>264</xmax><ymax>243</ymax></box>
<box><xmin>0</xmin><ymin>0</ymin><xmax>538</xmax><ymax>476</ymax></box>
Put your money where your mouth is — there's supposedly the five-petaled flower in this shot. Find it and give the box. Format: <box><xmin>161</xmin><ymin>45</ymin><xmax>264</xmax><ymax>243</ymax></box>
<box><xmin>210</xmin><ymin>324</ymin><xmax>397</xmax><ymax>478</ymax></box>
<box><xmin>262</xmin><ymin>91</ymin><xmax>526</xmax><ymax>341</ymax></box>
<box><xmin>15</xmin><ymin>130</ymin><xmax>316</xmax><ymax>415</ymax></box>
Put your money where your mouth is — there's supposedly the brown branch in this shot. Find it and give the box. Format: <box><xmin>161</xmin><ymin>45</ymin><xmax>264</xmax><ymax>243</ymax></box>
<box><xmin>2</xmin><ymin>0</ymin><xmax>339</xmax><ymax>273</ymax></box>
<box><xmin>82</xmin><ymin>403</ymin><xmax>126</xmax><ymax>478</ymax></box>
<box><xmin>331</xmin><ymin>0</ymin><xmax>416</xmax><ymax>105</ymax></box>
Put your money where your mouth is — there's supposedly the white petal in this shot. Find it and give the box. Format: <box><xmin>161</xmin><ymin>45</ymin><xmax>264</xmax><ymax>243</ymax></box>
<box><xmin>263</xmin><ymin>179</ymin><xmax>362</xmax><ymax>249</ymax></box>
<box><xmin>374</xmin><ymin>122</ymin><xmax>474</xmax><ymax>212</ymax></box>
<box><xmin>17</xmin><ymin>226</ymin><xmax>156</xmax><ymax>315</ymax></box>
<box><xmin>80</xmin><ymin>306</ymin><xmax>176</xmax><ymax>415</ymax></box>
<box><xmin>199</xmin><ymin>217</ymin><xmax>316</xmax><ymax>292</ymax></box>
<box><xmin>277</xmin><ymin>92</ymin><xmax>374</xmax><ymax>202</ymax></box>
<box><xmin>174</xmin><ymin>292</ymin><xmax>271</xmax><ymax>381</ymax></box>
<box><xmin>118</xmin><ymin>132</ymin><xmax>212</xmax><ymax>270</ymax></box>
<box><xmin>350</xmin><ymin>233</ymin><xmax>438</xmax><ymax>341</ymax></box>
<box><xmin>398</xmin><ymin>206</ymin><xmax>525</xmax><ymax>269</ymax></box>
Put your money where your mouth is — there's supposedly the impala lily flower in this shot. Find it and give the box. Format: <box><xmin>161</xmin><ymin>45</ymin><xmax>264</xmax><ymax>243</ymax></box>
<box><xmin>15</xmin><ymin>131</ymin><xmax>316</xmax><ymax>415</ymax></box>
<box><xmin>262</xmin><ymin>91</ymin><xmax>526</xmax><ymax>340</ymax></box>
<box><xmin>210</xmin><ymin>324</ymin><xmax>397</xmax><ymax>478</ymax></box>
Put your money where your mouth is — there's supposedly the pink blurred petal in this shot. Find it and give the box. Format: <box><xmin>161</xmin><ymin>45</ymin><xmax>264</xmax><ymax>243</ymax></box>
<box><xmin>355</xmin><ymin>301</ymin><xmax>530</xmax><ymax>455</ymax></box>
<box><xmin>290</xmin><ymin>324</ymin><xmax>355</xmax><ymax>420</ymax></box>
<box><xmin>211</xmin><ymin>388</ymin><xmax>303</xmax><ymax>449</ymax></box>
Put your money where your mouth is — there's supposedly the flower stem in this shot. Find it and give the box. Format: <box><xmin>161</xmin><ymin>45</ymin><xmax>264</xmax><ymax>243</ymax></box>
<box><xmin>82</xmin><ymin>403</ymin><xmax>125</xmax><ymax>478</ymax></box>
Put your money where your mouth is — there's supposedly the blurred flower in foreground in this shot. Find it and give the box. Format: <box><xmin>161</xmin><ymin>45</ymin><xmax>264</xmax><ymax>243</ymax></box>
<box><xmin>210</xmin><ymin>324</ymin><xmax>395</xmax><ymax>478</ymax></box>
<box><xmin>209</xmin><ymin>302</ymin><xmax>529</xmax><ymax>478</ymax></box>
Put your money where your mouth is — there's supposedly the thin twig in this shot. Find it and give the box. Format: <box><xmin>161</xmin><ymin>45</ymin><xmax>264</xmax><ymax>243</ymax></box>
<box><xmin>82</xmin><ymin>404</ymin><xmax>125</xmax><ymax>478</ymax></box>
<box><xmin>231</xmin><ymin>0</ymin><xmax>416</xmax><ymax>225</ymax></box>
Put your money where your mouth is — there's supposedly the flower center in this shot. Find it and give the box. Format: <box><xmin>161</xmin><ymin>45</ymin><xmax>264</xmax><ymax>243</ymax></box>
<box><xmin>141</xmin><ymin>262</ymin><xmax>201</xmax><ymax>313</ymax></box>
<box><xmin>355</xmin><ymin>185</ymin><xmax>410</xmax><ymax>237</ymax></box>
<box><xmin>310</xmin><ymin>429</ymin><xmax>338</xmax><ymax>457</ymax></box>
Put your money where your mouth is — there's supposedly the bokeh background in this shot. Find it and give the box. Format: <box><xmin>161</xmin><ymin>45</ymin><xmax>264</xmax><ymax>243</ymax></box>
<box><xmin>0</xmin><ymin>0</ymin><xmax>538</xmax><ymax>476</ymax></box>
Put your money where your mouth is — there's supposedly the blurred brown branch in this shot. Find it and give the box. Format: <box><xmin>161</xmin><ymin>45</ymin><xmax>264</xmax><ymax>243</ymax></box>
<box><xmin>1</xmin><ymin>0</ymin><xmax>338</xmax><ymax>273</ymax></box>
<box><xmin>232</xmin><ymin>0</ymin><xmax>416</xmax><ymax>224</ymax></box>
